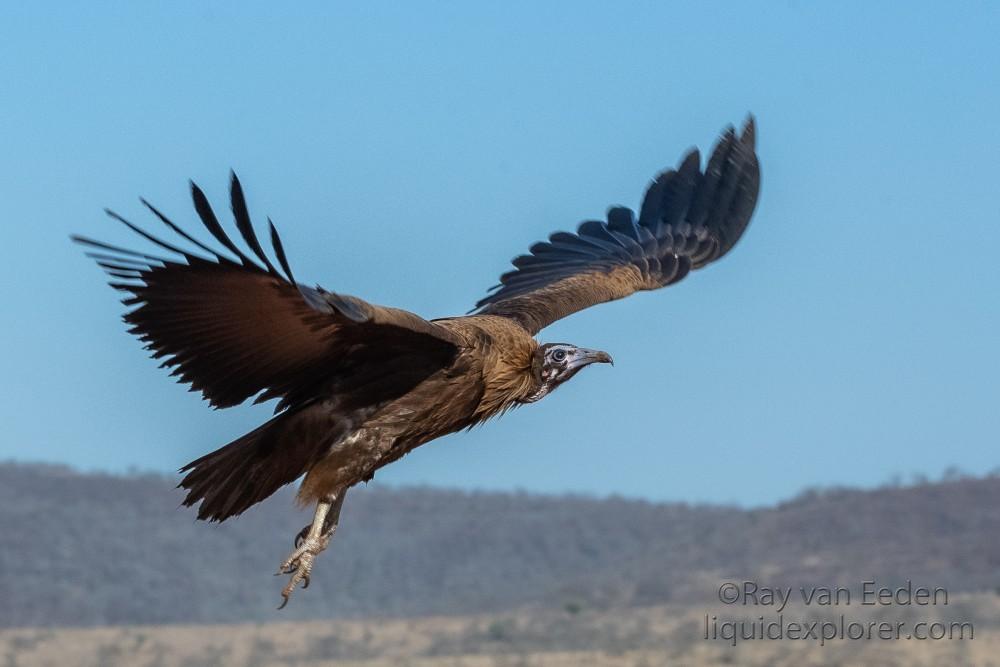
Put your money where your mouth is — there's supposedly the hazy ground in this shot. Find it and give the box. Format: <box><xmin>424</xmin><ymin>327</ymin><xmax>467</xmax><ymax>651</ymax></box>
<box><xmin>3</xmin><ymin>593</ymin><xmax>998</xmax><ymax>667</ymax></box>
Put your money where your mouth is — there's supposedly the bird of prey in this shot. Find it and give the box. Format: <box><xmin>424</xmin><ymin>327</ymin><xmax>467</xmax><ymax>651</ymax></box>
<box><xmin>74</xmin><ymin>118</ymin><xmax>759</xmax><ymax>607</ymax></box>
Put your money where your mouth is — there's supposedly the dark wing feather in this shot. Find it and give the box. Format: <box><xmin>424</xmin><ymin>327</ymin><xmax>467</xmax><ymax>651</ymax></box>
<box><xmin>474</xmin><ymin>117</ymin><xmax>760</xmax><ymax>334</ymax></box>
<box><xmin>228</xmin><ymin>172</ymin><xmax>278</xmax><ymax>274</ymax></box>
<box><xmin>74</xmin><ymin>172</ymin><xmax>463</xmax><ymax>411</ymax></box>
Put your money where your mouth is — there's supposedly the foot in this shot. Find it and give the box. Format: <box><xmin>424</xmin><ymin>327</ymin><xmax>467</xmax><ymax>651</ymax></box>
<box><xmin>275</xmin><ymin>491</ymin><xmax>347</xmax><ymax>608</ymax></box>
<box><xmin>276</xmin><ymin>533</ymin><xmax>331</xmax><ymax>609</ymax></box>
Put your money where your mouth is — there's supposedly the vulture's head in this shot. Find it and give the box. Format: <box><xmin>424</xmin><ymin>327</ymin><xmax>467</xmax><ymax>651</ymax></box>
<box><xmin>522</xmin><ymin>343</ymin><xmax>613</xmax><ymax>403</ymax></box>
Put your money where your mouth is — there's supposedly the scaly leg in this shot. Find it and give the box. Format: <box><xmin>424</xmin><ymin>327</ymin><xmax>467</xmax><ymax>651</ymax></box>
<box><xmin>276</xmin><ymin>489</ymin><xmax>347</xmax><ymax>608</ymax></box>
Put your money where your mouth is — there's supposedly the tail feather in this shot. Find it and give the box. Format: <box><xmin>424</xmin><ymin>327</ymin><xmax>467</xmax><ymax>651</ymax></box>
<box><xmin>179</xmin><ymin>407</ymin><xmax>333</xmax><ymax>522</ymax></box>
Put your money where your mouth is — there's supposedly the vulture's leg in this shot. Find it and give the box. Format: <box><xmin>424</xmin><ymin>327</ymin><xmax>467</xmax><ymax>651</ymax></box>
<box><xmin>276</xmin><ymin>489</ymin><xmax>347</xmax><ymax>608</ymax></box>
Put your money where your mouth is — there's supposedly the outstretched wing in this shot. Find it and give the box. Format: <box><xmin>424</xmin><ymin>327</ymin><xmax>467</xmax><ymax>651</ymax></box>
<box><xmin>474</xmin><ymin>117</ymin><xmax>760</xmax><ymax>334</ymax></box>
<box><xmin>74</xmin><ymin>173</ymin><xmax>463</xmax><ymax>411</ymax></box>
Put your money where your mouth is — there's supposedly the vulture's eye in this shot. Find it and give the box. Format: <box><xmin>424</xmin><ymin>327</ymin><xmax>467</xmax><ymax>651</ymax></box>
<box><xmin>551</xmin><ymin>349</ymin><xmax>567</xmax><ymax>362</ymax></box>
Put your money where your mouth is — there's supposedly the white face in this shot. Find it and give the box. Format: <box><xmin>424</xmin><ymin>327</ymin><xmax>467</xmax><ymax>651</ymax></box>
<box><xmin>540</xmin><ymin>344</ymin><xmax>577</xmax><ymax>382</ymax></box>
<box><xmin>522</xmin><ymin>343</ymin><xmax>613</xmax><ymax>403</ymax></box>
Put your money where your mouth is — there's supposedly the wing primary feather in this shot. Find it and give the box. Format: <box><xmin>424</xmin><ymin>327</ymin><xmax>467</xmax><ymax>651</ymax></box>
<box><xmin>717</xmin><ymin>156</ymin><xmax>759</xmax><ymax>257</ymax></box>
<box><xmin>638</xmin><ymin>147</ymin><xmax>700</xmax><ymax>235</ymax></box>
<box><xmin>546</xmin><ymin>233</ymin><xmax>613</xmax><ymax>257</ymax></box>
<box><xmin>703</xmin><ymin>140</ymin><xmax>749</xmax><ymax>238</ymax></box>
<box><xmin>658</xmin><ymin>151</ymin><xmax>701</xmax><ymax>234</ymax></box>
<box><xmin>229</xmin><ymin>172</ymin><xmax>278</xmax><ymax>275</ymax></box>
<box><xmin>687</xmin><ymin>127</ymin><xmax>735</xmax><ymax>228</ymax></box>
<box><xmin>638</xmin><ymin>171</ymin><xmax>669</xmax><ymax>228</ymax></box>
<box><xmin>96</xmin><ymin>260</ymin><xmax>144</xmax><ymax>272</ymax></box>
<box><xmin>639</xmin><ymin>152</ymin><xmax>700</xmax><ymax>241</ymax></box>
<box><xmin>740</xmin><ymin>114</ymin><xmax>756</xmax><ymax>150</ymax></box>
<box><xmin>84</xmin><ymin>252</ymin><xmax>150</xmax><ymax>267</ymax></box>
<box><xmin>103</xmin><ymin>208</ymin><xmax>208</xmax><ymax>262</ymax></box>
<box><xmin>576</xmin><ymin>222</ymin><xmax>632</xmax><ymax>260</ymax></box>
<box><xmin>606</xmin><ymin>206</ymin><xmax>640</xmax><ymax>242</ymax></box>
<box><xmin>105</xmin><ymin>269</ymin><xmax>143</xmax><ymax>279</ymax></box>
<box><xmin>140</xmin><ymin>197</ymin><xmax>232</xmax><ymax>263</ymax></box>
<box><xmin>268</xmin><ymin>218</ymin><xmax>296</xmax><ymax>283</ymax></box>
<box><xmin>539</xmin><ymin>237</ymin><xmax>604</xmax><ymax>258</ymax></box>
<box><xmin>71</xmin><ymin>234</ymin><xmax>171</xmax><ymax>263</ymax></box>
<box><xmin>190</xmin><ymin>181</ymin><xmax>256</xmax><ymax>267</ymax></box>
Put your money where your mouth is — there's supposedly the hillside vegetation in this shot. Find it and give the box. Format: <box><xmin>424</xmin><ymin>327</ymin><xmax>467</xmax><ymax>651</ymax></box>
<box><xmin>2</xmin><ymin>462</ymin><xmax>999</xmax><ymax>628</ymax></box>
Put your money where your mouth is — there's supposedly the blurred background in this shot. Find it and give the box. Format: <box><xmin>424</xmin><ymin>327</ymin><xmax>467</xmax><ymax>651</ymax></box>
<box><xmin>0</xmin><ymin>2</ymin><xmax>998</xmax><ymax>665</ymax></box>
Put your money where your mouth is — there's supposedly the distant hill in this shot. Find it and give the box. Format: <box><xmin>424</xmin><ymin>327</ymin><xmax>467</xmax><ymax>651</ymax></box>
<box><xmin>2</xmin><ymin>462</ymin><xmax>999</xmax><ymax>628</ymax></box>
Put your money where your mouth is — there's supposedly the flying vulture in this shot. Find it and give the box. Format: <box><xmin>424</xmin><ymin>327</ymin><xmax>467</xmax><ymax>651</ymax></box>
<box><xmin>74</xmin><ymin>118</ymin><xmax>760</xmax><ymax>607</ymax></box>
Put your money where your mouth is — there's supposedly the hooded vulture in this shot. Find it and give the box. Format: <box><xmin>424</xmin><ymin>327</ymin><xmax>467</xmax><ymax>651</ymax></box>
<box><xmin>74</xmin><ymin>117</ymin><xmax>760</xmax><ymax>606</ymax></box>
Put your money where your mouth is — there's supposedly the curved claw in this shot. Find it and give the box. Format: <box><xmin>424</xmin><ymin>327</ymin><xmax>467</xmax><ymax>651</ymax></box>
<box><xmin>294</xmin><ymin>525</ymin><xmax>309</xmax><ymax>549</ymax></box>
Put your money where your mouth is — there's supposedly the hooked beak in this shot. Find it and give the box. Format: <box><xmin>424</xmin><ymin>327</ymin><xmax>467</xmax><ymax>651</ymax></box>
<box><xmin>569</xmin><ymin>348</ymin><xmax>614</xmax><ymax>370</ymax></box>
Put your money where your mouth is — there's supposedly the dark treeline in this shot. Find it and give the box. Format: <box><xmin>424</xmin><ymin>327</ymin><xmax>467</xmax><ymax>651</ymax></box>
<box><xmin>2</xmin><ymin>462</ymin><xmax>999</xmax><ymax>628</ymax></box>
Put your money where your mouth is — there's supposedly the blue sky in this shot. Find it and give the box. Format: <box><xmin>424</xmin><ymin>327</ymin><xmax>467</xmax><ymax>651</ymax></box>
<box><xmin>1</xmin><ymin>3</ymin><xmax>997</xmax><ymax>506</ymax></box>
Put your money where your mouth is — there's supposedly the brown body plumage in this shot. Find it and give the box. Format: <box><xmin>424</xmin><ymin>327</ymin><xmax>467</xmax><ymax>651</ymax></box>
<box><xmin>298</xmin><ymin>314</ymin><xmax>538</xmax><ymax>505</ymax></box>
<box><xmin>74</xmin><ymin>118</ymin><xmax>760</xmax><ymax>605</ymax></box>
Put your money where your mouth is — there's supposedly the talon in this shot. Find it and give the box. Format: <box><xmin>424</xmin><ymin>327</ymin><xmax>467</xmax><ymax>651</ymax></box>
<box><xmin>277</xmin><ymin>594</ymin><xmax>290</xmax><ymax>611</ymax></box>
<box><xmin>294</xmin><ymin>524</ymin><xmax>309</xmax><ymax>549</ymax></box>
